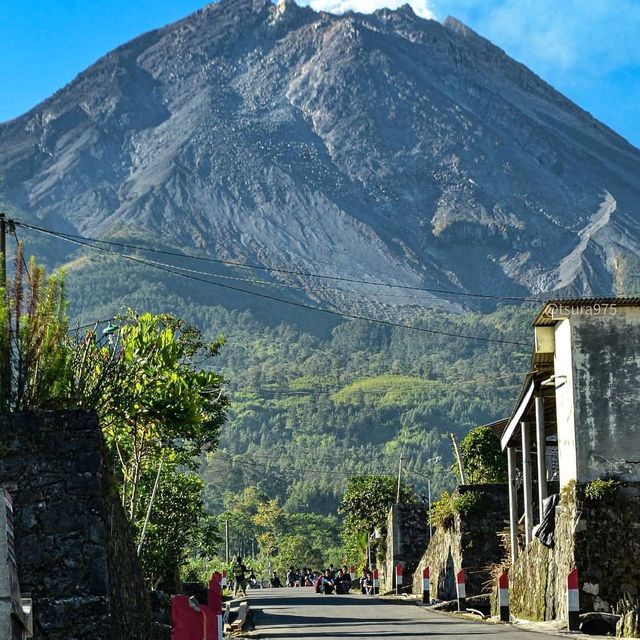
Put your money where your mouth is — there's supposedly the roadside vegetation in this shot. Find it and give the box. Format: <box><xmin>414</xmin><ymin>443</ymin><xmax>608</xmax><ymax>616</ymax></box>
<box><xmin>0</xmin><ymin>247</ymin><xmax>228</xmax><ymax>591</ymax></box>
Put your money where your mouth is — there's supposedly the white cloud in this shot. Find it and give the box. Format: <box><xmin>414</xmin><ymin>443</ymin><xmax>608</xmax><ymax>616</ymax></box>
<box><xmin>306</xmin><ymin>0</ymin><xmax>435</xmax><ymax>20</ymax></box>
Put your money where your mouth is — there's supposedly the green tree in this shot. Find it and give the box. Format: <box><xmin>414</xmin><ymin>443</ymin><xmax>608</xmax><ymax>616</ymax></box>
<box><xmin>72</xmin><ymin>310</ymin><xmax>229</xmax><ymax>588</ymax></box>
<box><xmin>136</xmin><ymin>465</ymin><xmax>211</xmax><ymax>590</ymax></box>
<box><xmin>0</xmin><ymin>244</ymin><xmax>72</xmax><ymax>410</ymax></box>
<box><xmin>339</xmin><ymin>475</ymin><xmax>416</xmax><ymax>566</ymax></box>
<box><xmin>74</xmin><ymin>310</ymin><xmax>228</xmax><ymax>525</ymax></box>
<box><xmin>459</xmin><ymin>425</ymin><xmax>507</xmax><ymax>483</ymax></box>
<box><xmin>252</xmin><ymin>498</ymin><xmax>285</xmax><ymax>556</ymax></box>
<box><xmin>276</xmin><ymin>535</ymin><xmax>323</xmax><ymax>573</ymax></box>
<box><xmin>339</xmin><ymin>475</ymin><xmax>416</xmax><ymax>534</ymax></box>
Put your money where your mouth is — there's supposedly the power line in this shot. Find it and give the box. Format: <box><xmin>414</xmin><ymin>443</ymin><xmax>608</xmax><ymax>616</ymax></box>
<box><xmin>19</xmin><ymin>223</ymin><xmax>531</xmax><ymax>347</ymax></box>
<box><xmin>16</xmin><ymin>221</ymin><xmax>544</xmax><ymax>304</ymax></box>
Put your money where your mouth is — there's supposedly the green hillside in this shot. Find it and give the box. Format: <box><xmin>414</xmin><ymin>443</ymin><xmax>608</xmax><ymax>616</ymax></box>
<box><xmin>55</xmin><ymin>250</ymin><xmax>535</xmax><ymax>521</ymax></box>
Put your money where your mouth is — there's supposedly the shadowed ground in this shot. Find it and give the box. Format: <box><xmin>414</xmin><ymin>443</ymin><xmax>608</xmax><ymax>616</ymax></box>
<box><xmin>245</xmin><ymin>587</ymin><xmax>561</xmax><ymax>639</ymax></box>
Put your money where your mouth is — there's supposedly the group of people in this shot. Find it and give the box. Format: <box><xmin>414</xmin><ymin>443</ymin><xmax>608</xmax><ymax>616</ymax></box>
<box><xmin>269</xmin><ymin>567</ymin><xmax>319</xmax><ymax>588</ymax></box>
<box><xmin>247</xmin><ymin>561</ymin><xmax>378</xmax><ymax>596</ymax></box>
<box><xmin>280</xmin><ymin>564</ymin><xmax>373</xmax><ymax>595</ymax></box>
<box><xmin>315</xmin><ymin>566</ymin><xmax>354</xmax><ymax>594</ymax></box>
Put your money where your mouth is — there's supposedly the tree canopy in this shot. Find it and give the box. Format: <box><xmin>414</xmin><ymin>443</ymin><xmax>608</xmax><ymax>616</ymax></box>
<box><xmin>459</xmin><ymin>425</ymin><xmax>507</xmax><ymax>484</ymax></box>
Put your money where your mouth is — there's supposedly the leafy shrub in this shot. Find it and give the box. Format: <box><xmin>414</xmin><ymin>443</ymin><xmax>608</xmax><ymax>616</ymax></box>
<box><xmin>584</xmin><ymin>479</ymin><xmax>619</xmax><ymax>501</ymax></box>
<box><xmin>431</xmin><ymin>491</ymin><xmax>455</xmax><ymax>530</ymax></box>
<box><xmin>431</xmin><ymin>490</ymin><xmax>488</xmax><ymax>530</ymax></box>
<box><xmin>452</xmin><ymin>491</ymin><xmax>486</xmax><ymax>516</ymax></box>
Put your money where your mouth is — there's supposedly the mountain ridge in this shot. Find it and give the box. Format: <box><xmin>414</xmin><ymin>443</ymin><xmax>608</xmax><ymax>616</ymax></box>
<box><xmin>1</xmin><ymin>0</ymin><xmax>640</xmax><ymax>313</ymax></box>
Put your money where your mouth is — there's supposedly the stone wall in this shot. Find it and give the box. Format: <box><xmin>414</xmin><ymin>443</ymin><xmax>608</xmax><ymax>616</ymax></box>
<box><xmin>380</xmin><ymin>504</ymin><xmax>429</xmax><ymax>593</ymax></box>
<box><xmin>506</xmin><ymin>481</ymin><xmax>640</xmax><ymax>630</ymax></box>
<box><xmin>412</xmin><ymin>484</ymin><xmax>509</xmax><ymax>599</ymax></box>
<box><xmin>0</xmin><ymin>410</ymin><xmax>169</xmax><ymax>640</ymax></box>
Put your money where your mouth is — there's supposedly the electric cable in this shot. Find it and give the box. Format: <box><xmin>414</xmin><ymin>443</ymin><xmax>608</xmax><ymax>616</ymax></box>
<box><xmin>16</xmin><ymin>221</ymin><xmax>544</xmax><ymax>303</ymax></box>
<box><xmin>19</xmin><ymin>223</ymin><xmax>531</xmax><ymax>347</ymax></box>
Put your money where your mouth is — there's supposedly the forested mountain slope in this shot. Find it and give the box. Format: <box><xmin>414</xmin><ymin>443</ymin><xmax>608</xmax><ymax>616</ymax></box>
<box><xmin>59</xmin><ymin>251</ymin><xmax>534</xmax><ymax>515</ymax></box>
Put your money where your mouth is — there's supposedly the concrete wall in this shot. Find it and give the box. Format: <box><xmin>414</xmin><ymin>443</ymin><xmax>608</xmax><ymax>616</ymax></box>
<box><xmin>0</xmin><ymin>410</ymin><xmax>169</xmax><ymax>640</ymax></box>
<box><xmin>1</xmin><ymin>489</ymin><xmax>32</xmax><ymax>639</ymax></box>
<box><xmin>412</xmin><ymin>484</ymin><xmax>509</xmax><ymax>600</ymax></box>
<box><xmin>567</xmin><ymin>308</ymin><xmax>640</xmax><ymax>483</ymax></box>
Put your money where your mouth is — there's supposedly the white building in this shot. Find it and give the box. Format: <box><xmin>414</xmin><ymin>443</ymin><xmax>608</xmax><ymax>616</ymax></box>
<box><xmin>500</xmin><ymin>298</ymin><xmax>640</xmax><ymax>559</ymax></box>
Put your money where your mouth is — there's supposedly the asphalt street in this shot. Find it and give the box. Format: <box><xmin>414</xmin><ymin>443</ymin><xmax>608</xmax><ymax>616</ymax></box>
<box><xmin>246</xmin><ymin>587</ymin><xmax>562</xmax><ymax>639</ymax></box>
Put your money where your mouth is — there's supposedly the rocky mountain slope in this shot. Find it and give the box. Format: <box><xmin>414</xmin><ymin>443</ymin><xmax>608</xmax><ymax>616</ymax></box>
<box><xmin>1</xmin><ymin>0</ymin><xmax>640</xmax><ymax>312</ymax></box>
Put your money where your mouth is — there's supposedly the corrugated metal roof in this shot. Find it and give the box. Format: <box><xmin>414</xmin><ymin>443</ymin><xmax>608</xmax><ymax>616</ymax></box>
<box><xmin>482</xmin><ymin>418</ymin><xmax>509</xmax><ymax>438</ymax></box>
<box><xmin>534</xmin><ymin>297</ymin><xmax>640</xmax><ymax>326</ymax></box>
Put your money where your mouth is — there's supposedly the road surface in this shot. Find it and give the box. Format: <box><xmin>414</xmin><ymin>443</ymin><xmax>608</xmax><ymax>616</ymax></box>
<box><xmin>246</xmin><ymin>587</ymin><xmax>561</xmax><ymax>639</ymax></box>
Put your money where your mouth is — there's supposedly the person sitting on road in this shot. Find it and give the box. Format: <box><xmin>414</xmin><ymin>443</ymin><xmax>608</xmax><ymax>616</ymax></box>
<box><xmin>270</xmin><ymin>571</ymin><xmax>282</xmax><ymax>588</ymax></box>
<box><xmin>360</xmin><ymin>569</ymin><xmax>373</xmax><ymax>595</ymax></box>
<box><xmin>334</xmin><ymin>569</ymin><xmax>350</xmax><ymax>594</ymax></box>
<box><xmin>314</xmin><ymin>572</ymin><xmax>323</xmax><ymax>593</ymax></box>
<box><xmin>232</xmin><ymin>556</ymin><xmax>248</xmax><ymax>597</ymax></box>
<box><xmin>319</xmin><ymin>569</ymin><xmax>335</xmax><ymax>595</ymax></box>
<box><xmin>341</xmin><ymin>566</ymin><xmax>353</xmax><ymax>590</ymax></box>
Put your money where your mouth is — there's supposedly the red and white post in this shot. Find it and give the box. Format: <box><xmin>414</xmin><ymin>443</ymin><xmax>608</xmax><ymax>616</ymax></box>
<box><xmin>372</xmin><ymin>568</ymin><xmax>379</xmax><ymax>595</ymax></box>
<box><xmin>456</xmin><ymin>569</ymin><xmax>466</xmax><ymax>611</ymax></box>
<box><xmin>422</xmin><ymin>567</ymin><xmax>430</xmax><ymax>604</ymax></box>
<box><xmin>498</xmin><ymin>570</ymin><xmax>509</xmax><ymax>622</ymax></box>
<box><xmin>395</xmin><ymin>564</ymin><xmax>404</xmax><ymax>595</ymax></box>
<box><xmin>567</xmin><ymin>567</ymin><xmax>580</xmax><ymax>631</ymax></box>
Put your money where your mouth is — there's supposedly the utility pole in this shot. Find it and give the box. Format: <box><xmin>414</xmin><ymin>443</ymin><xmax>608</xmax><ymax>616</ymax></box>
<box><xmin>225</xmin><ymin>518</ymin><xmax>230</xmax><ymax>563</ymax></box>
<box><xmin>0</xmin><ymin>213</ymin><xmax>10</xmax><ymax>408</ymax></box>
<box><xmin>396</xmin><ymin>451</ymin><xmax>404</xmax><ymax>503</ymax></box>
<box><xmin>450</xmin><ymin>433</ymin><xmax>467</xmax><ymax>485</ymax></box>
<box><xmin>428</xmin><ymin>478</ymin><xmax>433</xmax><ymax>539</ymax></box>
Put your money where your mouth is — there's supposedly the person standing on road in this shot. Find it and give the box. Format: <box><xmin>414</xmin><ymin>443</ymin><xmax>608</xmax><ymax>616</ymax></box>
<box><xmin>233</xmin><ymin>555</ymin><xmax>249</xmax><ymax>597</ymax></box>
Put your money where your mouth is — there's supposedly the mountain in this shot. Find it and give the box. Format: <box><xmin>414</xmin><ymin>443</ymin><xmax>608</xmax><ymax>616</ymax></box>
<box><xmin>2</xmin><ymin>0</ymin><xmax>640</xmax><ymax>314</ymax></box>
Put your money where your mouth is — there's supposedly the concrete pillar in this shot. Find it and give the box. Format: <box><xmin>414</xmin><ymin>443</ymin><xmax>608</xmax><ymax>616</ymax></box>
<box><xmin>507</xmin><ymin>447</ymin><xmax>519</xmax><ymax>562</ymax></box>
<box><xmin>521</xmin><ymin>422</ymin><xmax>534</xmax><ymax>545</ymax></box>
<box><xmin>535</xmin><ymin>396</ymin><xmax>548</xmax><ymax>522</ymax></box>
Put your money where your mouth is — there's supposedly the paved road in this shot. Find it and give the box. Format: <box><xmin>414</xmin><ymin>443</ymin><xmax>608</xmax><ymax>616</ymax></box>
<box><xmin>246</xmin><ymin>587</ymin><xmax>561</xmax><ymax>639</ymax></box>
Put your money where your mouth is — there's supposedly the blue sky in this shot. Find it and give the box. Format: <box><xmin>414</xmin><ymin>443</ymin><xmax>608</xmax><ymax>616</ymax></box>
<box><xmin>1</xmin><ymin>0</ymin><xmax>639</xmax><ymax>147</ymax></box>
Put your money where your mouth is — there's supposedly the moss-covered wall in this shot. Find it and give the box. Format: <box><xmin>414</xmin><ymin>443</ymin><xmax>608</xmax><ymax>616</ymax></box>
<box><xmin>505</xmin><ymin>481</ymin><xmax>640</xmax><ymax>630</ymax></box>
<box><xmin>412</xmin><ymin>484</ymin><xmax>509</xmax><ymax>599</ymax></box>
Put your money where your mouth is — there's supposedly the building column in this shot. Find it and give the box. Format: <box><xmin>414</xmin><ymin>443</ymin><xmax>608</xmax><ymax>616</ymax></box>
<box><xmin>507</xmin><ymin>447</ymin><xmax>519</xmax><ymax>562</ymax></box>
<box><xmin>521</xmin><ymin>421</ymin><xmax>534</xmax><ymax>545</ymax></box>
<box><xmin>535</xmin><ymin>395</ymin><xmax>548</xmax><ymax>522</ymax></box>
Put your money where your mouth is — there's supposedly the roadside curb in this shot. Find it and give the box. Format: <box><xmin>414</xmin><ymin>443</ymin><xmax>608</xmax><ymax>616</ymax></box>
<box><xmin>378</xmin><ymin>594</ymin><xmax>622</xmax><ymax>640</ymax></box>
